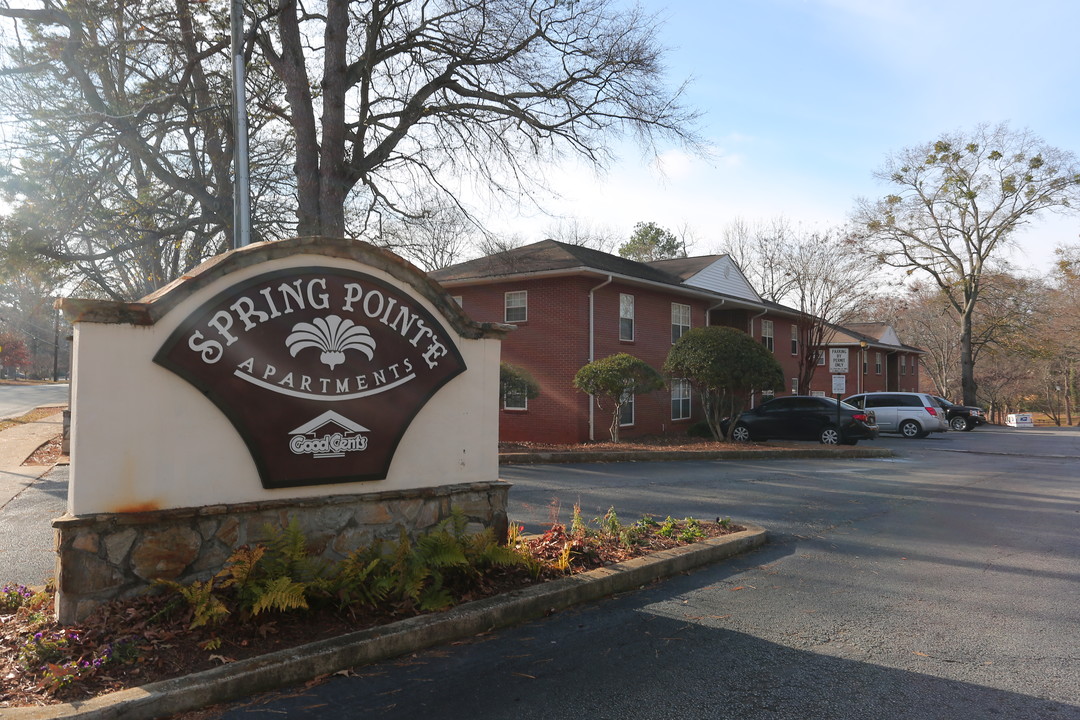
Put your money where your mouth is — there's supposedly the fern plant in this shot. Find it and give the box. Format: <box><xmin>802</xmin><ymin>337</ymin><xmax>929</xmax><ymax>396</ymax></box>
<box><xmin>330</xmin><ymin>549</ymin><xmax>389</xmax><ymax>611</ymax></box>
<box><xmin>153</xmin><ymin>578</ymin><xmax>230</xmax><ymax>629</ymax></box>
<box><xmin>217</xmin><ymin>520</ymin><xmax>330</xmax><ymax>619</ymax></box>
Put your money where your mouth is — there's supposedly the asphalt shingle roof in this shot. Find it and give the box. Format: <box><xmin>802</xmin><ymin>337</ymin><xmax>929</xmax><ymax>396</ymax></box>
<box><xmin>431</xmin><ymin>239</ymin><xmax>692</xmax><ymax>288</ymax></box>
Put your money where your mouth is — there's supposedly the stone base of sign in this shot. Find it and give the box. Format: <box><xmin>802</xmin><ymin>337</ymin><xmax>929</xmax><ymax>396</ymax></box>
<box><xmin>52</xmin><ymin>481</ymin><xmax>510</xmax><ymax>624</ymax></box>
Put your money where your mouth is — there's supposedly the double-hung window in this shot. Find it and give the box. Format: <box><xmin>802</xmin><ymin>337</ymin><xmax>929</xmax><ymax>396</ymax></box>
<box><xmin>900</xmin><ymin>355</ymin><xmax>907</xmax><ymax>375</ymax></box>
<box><xmin>671</xmin><ymin>303</ymin><xmax>691</xmax><ymax>344</ymax></box>
<box><xmin>791</xmin><ymin>377</ymin><xmax>799</xmax><ymax>395</ymax></box>
<box><xmin>671</xmin><ymin>378</ymin><xmax>691</xmax><ymax>420</ymax></box>
<box><xmin>875</xmin><ymin>352</ymin><xmax>882</xmax><ymax>375</ymax></box>
<box><xmin>790</xmin><ymin>324</ymin><xmax>799</xmax><ymax>355</ymax></box>
<box><xmin>504</xmin><ymin>291</ymin><xmax>527</xmax><ymax>322</ymax></box>
<box><xmin>503</xmin><ymin>387</ymin><xmax>528</xmax><ymax>411</ymax></box>
<box><xmin>619</xmin><ymin>388</ymin><xmax>635</xmax><ymax>426</ymax></box>
<box><xmin>619</xmin><ymin>294</ymin><xmax>635</xmax><ymax>341</ymax></box>
<box><xmin>761</xmin><ymin>319</ymin><xmax>774</xmax><ymax>352</ymax></box>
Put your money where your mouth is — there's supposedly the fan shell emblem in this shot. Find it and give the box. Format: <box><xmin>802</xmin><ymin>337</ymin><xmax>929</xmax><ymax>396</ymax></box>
<box><xmin>285</xmin><ymin>315</ymin><xmax>377</xmax><ymax>369</ymax></box>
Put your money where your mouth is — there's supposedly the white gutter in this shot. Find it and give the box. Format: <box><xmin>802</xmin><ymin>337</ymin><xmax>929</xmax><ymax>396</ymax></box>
<box><xmin>587</xmin><ymin>275</ymin><xmax>614</xmax><ymax>441</ymax></box>
<box><xmin>437</xmin><ymin>267</ymin><xmax>767</xmax><ymax>312</ymax></box>
<box><xmin>749</xmin><ymin>307</ymin><xmax>768</xmax><ymax>335</ymax></box>
<box><xmin>746</xmin><ymin>307</ymin><xmax>770</xmax><ymax>407</ymax></box>
<box><xmin>706</xmin><ymin>298</ymin><xmax>726</xmax><ymax>324</ymax></box>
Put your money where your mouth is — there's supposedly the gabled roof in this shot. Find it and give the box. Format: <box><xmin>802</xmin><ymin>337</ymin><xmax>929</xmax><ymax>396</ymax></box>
<box><xmin>843</xmin><ymin>322</ymin><xmax>902</xmax><ymax>347</ymax></box>
<box><xmin>651</xmin><ymin>256</ymin><xmax>762</xmax><ymax>302</ymax></box>
<box><xmin>645</xmin><ymin>255</ymin><xmax>724</xmax><ymax>281</ymax></box>
<box><xmin>823</xmin><ymin>323</ymin><xmax>924</xmax><ymax>354</ymax></box>
<box><xmin>431</xmin><ymin>239</ymin><xmax>684</xmax><ymax>287</ymax></box>
<box><xmin>432</xmin><ymin>239</ymin><xmax>766</xmax><ymax>307</ymax></box>
<box><xmin>430</xmin><ymin>239</ymin><xmax>922</xmax><ymax>353</ymax></box>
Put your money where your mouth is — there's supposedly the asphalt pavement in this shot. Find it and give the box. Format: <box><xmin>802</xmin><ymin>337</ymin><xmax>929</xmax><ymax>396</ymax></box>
<box><xmin>2</xmin><ymin>421</ymin><xmax>1078</xmax><ymax>719</ymax></box>
<box><xmin>204</xmin><ymin>425</ymin><xmax>1080</xmax><ymax>720</ymax></box>
<box><xmin>0</xmin><ymin>383</ymin><xmax>69</xmax><ymax>421</ymax></box>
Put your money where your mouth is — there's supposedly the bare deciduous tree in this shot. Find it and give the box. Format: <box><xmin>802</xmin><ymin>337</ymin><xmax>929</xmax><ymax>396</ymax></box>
<box><xmin>0</xmin><ymin>0</ymin><xmax>295</xmax><ymax>299</ymax></box>
<box><xmin>0</xmin><ymin>0</ymin><xmax>699</xmax><ymax>297</ymax></box>
<box><xmin>717</xmin><ymin>217</ymin><xmax>877</xmax><ymax>390</ymax></box>
<box><xmin>251</xmin><ymin>0</ymin><xmax>701</xmax><ymax>238</ymax></box>
<box><xmin>853</xmin><ymin>123</ymin><xmax>1080</xmax><ymax>405</ymax></box>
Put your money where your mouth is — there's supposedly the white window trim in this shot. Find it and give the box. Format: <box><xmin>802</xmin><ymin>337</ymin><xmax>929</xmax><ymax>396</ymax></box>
<box><xmin>503</xmin><ymin>393</ymin><xmax>528</xmax><ymax>411</ymax></box>
<box><xmin>504</xmin><ymin>291</ymin><xmax>527</xmax><ymax>322</ymax></box>
<box><xmin>761</xmin><ymin>319</ymin><xmax>774</xmax><ymax>352</ymax></box>
<box><xmin>791</xmin><ymin>377</ymin><xmax>798</xmax><ymax>395</ymax></box>
<box><xmin>671</xmin><ymin>303</ymin><xmax>691</xmax><ymax>344</ymax></box>
<box><xmin>619</xmin><ymin>389</ymin><xmax>635</xmax><ymax>426</ymax></box>
<box><xmin>671</xmin><ymin>378</ymin><xmax>691</xmax><ymax>421</ymax></box>
<box><xmin>790</xmin><ymin>324</ymin><xmax>799</xmax><ymax>356</ymax></box>
<box><xmin>620</xmin><ymin>293</ymin><xmax>635</xmax><ymax>342</ymax></box>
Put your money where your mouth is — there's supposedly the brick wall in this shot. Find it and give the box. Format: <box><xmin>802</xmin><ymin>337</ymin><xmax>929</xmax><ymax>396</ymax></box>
<box><xmin>450</xmin><ymin>275</ymin><xmax>920</xmax><ymax>443</ymax></box>
<box><xmin>453</xmin><ymin>277</ymin><xmax>717</xmax><ymax>443</ymax></box>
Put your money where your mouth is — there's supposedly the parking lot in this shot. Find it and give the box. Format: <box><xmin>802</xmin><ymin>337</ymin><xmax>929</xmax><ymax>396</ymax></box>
<box><xmin>197</xmin><ymin>424</ymin><xmax>1080</xmax><ymax>719</ymax></box>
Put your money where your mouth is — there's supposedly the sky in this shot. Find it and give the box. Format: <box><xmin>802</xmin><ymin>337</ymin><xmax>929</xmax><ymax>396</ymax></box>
<box><xmin>488</xmin><ymin>0</ymin><xmax>1080</xmax><ymax>274</ymax></box>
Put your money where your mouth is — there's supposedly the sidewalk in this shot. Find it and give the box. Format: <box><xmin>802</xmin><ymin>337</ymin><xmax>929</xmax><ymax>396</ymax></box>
<box><xmin>0</xmin><ymin>408</ymin><xmax>66</xmax><ymax>510</ymax></box>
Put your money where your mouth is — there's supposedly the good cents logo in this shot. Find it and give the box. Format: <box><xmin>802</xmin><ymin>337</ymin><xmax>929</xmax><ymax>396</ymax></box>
<box><xmin>289</xmin><ymin>411</ymin><xmax>369</xmax><ymax>459</ymax></box>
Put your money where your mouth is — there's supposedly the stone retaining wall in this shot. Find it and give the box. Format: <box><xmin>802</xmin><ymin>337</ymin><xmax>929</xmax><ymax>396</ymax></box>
<box><xmin>53</xmin><ymin>481</ymin><xmax>509</xmax><ymax>624</ymax></box>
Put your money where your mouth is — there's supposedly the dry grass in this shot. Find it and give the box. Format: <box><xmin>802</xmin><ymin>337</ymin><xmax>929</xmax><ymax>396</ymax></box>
<box><xmin>0</xmin><ymin>406</ymin><xmax>65</xmax><ymax>435</ymax></box>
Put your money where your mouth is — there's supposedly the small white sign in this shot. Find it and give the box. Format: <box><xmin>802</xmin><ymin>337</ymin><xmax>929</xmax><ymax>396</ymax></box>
<box><xmin>829</xmin><ymin>348</ymin><xmax>849</xmax><ymax>373</ymax></box>
<box><xmin>831</xmin><ymin>374</ymin><xmax>846</xmax><ymax>395</ymax></box>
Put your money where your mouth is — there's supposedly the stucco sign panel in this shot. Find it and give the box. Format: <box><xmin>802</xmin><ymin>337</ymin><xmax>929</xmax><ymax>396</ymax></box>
<box><xmin>154</xmin><ymin>267</ymin><xmax>466</xmax><ymax>489</ymax></box>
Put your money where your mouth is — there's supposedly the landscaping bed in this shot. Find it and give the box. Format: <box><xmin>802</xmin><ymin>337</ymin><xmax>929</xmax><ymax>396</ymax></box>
<box><xmin>0</xmin><ymin>511</ymin><xmax>741</xmax><ymax>709</ymax></box>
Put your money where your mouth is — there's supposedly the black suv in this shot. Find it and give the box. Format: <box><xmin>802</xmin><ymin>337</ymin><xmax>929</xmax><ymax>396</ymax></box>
<box><xmin>932</xmin><ymin>396</ymin><xmax>987</xmax><ymax>431</ymax></box>
<box><xmin>726</xmin><ymin>395</ymin><xmax>879</xmax><ymax>445</ymax></box>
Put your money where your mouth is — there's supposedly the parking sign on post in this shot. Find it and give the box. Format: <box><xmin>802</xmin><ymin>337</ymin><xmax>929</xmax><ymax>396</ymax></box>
<box><xmin>829</xmin><ymin>348</ymin><xmax>849</xmax><ymax>374</ymax></box>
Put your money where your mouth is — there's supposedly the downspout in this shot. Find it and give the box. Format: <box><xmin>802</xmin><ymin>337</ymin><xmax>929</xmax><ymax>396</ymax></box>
<box><xmin>588</xmin><ymin>275</ymin><xmax>614</xmax><ymax>441</ymax></box>
<box><xmin>748</xmin><ymin>308</ymin><xmax>768</xmax><ymax>408</ymax></box>
<box><xmin>706</xmin><ymin>298</ymin><xmax>726</xmax><ymax>325</ymax></box>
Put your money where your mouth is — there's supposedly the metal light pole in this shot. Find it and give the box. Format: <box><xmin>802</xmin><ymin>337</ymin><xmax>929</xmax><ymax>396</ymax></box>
<box><xmin>231</xmin><ymin>0</ymin><xmax>251</xmax><ymax>249</ymax></box>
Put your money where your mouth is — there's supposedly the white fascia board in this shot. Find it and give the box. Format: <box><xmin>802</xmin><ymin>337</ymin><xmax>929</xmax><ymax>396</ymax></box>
<box><xmin>437</xmin><ymin>267</ymin><xmax>767</xmax><ymax>311</ymax></box>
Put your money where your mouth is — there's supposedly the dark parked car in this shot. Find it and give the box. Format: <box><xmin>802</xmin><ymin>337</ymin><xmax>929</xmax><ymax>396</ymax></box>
<box><xmin>725</xmin><ymin>395</ymin><xmax>878</xmax><ymax>445</ymax></box>
<box><xmin>933</xmin><ymin>396</ymin><xmax>987</xmax><ymax>431</ymax></box>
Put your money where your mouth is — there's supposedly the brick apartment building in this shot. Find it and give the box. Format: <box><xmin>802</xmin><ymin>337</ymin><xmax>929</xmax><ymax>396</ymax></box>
<box><xmin>431</xmin><ymin>240</ymin><xmax>922</xmax><ymax>444</ymax></box>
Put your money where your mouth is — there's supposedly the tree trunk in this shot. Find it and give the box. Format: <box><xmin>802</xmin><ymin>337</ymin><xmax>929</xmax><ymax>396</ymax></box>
<box><xmin>959</xmin><ymin>308</ymin><xmax>978</xmax><ymax>406</ymax></box>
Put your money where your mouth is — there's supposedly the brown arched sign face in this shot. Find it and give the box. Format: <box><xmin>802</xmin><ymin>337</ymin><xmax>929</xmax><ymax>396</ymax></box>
<box><xmin>154</xmin><ymin>267</ymin><xmax>466</xmax><ymax>489</ymax></box>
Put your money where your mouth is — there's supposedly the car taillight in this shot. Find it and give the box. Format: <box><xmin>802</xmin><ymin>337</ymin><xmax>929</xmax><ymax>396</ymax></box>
<box><xmin>925</xmin><ymin>407</ymin><xmax>938</xmax><ymax>416</ymax></box>
<box><xmin>853</xmin><ymin>413</ymin><xmax>870</xmax><ymax>422</ymax></box>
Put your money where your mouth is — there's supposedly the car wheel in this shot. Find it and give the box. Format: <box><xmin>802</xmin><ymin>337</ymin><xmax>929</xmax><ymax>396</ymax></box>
<box><xmin>899</xmin><ymin>420</ymin><xmax>922</xmax><ymax>438</ymax></box>
<box><xmin>950</xmin><ymin>416</ymin><xmax>970</xmax><ymax>432</ymax></box>
<box><xmin>819</xmin><ymin>426</ymin><xmax>841</xmax><ymax>445</ymax></box>
<box><xmin>731</xmin><ymin>423</ymin><xmax>751</xmax><ymax>443</ymax></box>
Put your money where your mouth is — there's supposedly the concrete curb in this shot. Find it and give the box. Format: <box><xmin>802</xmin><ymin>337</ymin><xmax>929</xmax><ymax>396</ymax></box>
<box><xmin>499</xmin><ymin>447</ymin><xmax>893</xmax><ymax>465</ymax></box>
<box><xmin>6</xmin><ymin>524</ymin><xmax>767</xmax><ymax>720</ymax></box>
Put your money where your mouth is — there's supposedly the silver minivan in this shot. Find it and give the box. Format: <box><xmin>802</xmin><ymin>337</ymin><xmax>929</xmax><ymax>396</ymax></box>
<box><xmin>843</xmin><ymin>392</ymin><xmax>949</xmax><ymax>438</ymax></box>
